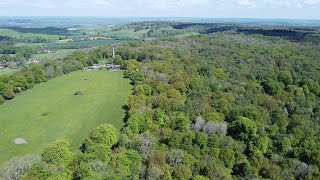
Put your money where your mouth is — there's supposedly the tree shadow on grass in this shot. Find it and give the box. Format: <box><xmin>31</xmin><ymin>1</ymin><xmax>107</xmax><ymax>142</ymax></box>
<box><xmin>41</xmin><ymin>112</ymin><xmax>52</xmax><ymax>117</ymax></box>
<box><xmin>122</xmin><ymin>105</ymin><xmax>130</xmax><ymax>124</ymax></box>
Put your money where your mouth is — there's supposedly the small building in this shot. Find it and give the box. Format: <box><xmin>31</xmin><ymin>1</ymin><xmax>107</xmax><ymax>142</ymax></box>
<box><xmin>6</xmin><ymin>61</ymin><xmax>17</xmax><ymax>67</ymax></box>
<box><xmin>89</xmin><ymin>64</ymin><xmax>104</xmax><ymax>70</ymax></box>
<box><xmin>27</xmin><ymin>58</ymin><xmax>40</xmax><ymax>64</ymax></box>
<box><xmin>0</xmin><ymin>63</ymin><xmax>7</xmax><ymax>68</ymax></box>
<box><xmin>0</xmin><ymin>61</ymin><xmax>16</xmax><ymax>68</ymax></box>
<box><xmin>106</xmin><ymin>63</ymin><xmax>120</xmax><ymax>70</ymax></box>
<box><xmin>37</xmin><ymin>49</ymin><xmax>56</xmax><ymax>54</ymax></box>
<box><xmin>106</xmin><ymin>64</ymin><xmax>112</xmax><ymax>69</ymax></box>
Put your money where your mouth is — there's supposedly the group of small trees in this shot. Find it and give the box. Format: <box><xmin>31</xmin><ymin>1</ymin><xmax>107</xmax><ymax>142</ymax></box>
<box><xmin>0</xmin><ymin>64</ymin><xmax>47</xmax><ymax>101</ymax></box>
<box><xmin>0</xmin><ymin>44</ymin><xmax>37</xmax><ymax>66</ymax></box>
<box><xmin>19</xmin><ymin>124</ymin><xmax>120</xmax><ymax>179</ymax></box>
<box><xmin>0</xmin><ymin>50</ymin><xmax>96</xmax><ymax>105</ymax></box>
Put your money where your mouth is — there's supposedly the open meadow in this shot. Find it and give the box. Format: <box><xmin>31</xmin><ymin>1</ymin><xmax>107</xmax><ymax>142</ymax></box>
<box><xmin>103</xmin><ymin>29</ymin><xmax>149</xmax><ymax>39</ymax></box>
<box><xmin>47</xmin><ymin>39</ymin><xmax>125</xmax><ymax>48</ymax></box>
<box><xmin>0</xmin><ymin>70</ymin><xmax>131</xmax><ymax>162</ymax></box>
<box><xmin>0</xmin><ymin>68</ymin><xmax>20</xmax><ymax>76</ymax></box>
<box><xmin>0</xmin><ymin>28</ymin><xmax>61</xmax><ymax>41</ymax></box>
<box><xmin>33</xmin><ymin>49</ymin><xmax>78</xmax><ymax>61</ymax></box>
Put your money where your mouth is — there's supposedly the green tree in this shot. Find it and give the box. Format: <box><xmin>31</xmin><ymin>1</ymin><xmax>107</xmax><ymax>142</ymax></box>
<box><xmin>171</xmin><ymin>113</ymin><xmax>190</xmax><ymax>131</ymax></box>
<box><xmin>229</xmin><ymin>116</ymin><xmax>257</xmax><ymax>141</ymax></box>
<box><xmin>126</xmin><ymin>60</ymin><xmax>140</xmax><ymax>78</ymax></box>
<box><xmin>127</xmin><ymin>116</ymin><xmax>140</xmax><ymax>133</ymax></box>
<box><xmin>194</xmin><ymin>132</ymin><xmax>208</xmax><ymax>149</ymax></box>
<box><xmin>219</xmin><ymin>148</ymin><xmax>235</xmax><ymax>169</ymax></box>
<box><xmin>277</xmin><ymin>137</ymin><xmax>291</xmax><ymax>155</ymax></box>
<box><xmin>114</xmin><ymin>55</ymin><xmax>123</xmax><ymax>65</ymax></box>
<box><xmin>42</xmin><ymin>139</ymin><xmax>73</xmax><ymax>166</ymax></box>
<box><xmin>205</xmin><ymin>159</ymin><xmax>232</xmax><ymax>180</ymax></box>
<box><xmin>173</xmin><ymin>164</ymin><xmax>193</xmax><ymax>180</ymax></box>
<box><xmin>133</xmin><ymin>71</ymin><xmax>145</xmax><ymax>83</ymax></box>
<box><xmin>262</xmin><ymin>80</ymin><xmax>284</xmax><ymax>95</ymax></box>
<box><xmin>194</xmin><ymin>175</ymin><xmax>209</xmax><ymax>180</ymax></box>
<box><xmin>87</xmin><ymin>124</ymin><xmax>118</xmax><ymax>149</ymax></box>
<box><xmin>233</xmin><ymin>157</ymin><xmax>252</xmax><ymax>177</ymax></box>
<box><xmin>81</xmin><ymin>124</ymin><xmax>118</xmax><ymax>161</ymax></box>
<box><xmin>110</xmin><ymin>149</ymin><xmax>142</xmax><ymax>178</ymax></box>
<box><xmin>278</xmin><ymin>71</ymin><xmax>293</xmax><ymax>85</ymax></box>
<box><xmin>153</xmin><ymin>108</ymin><xmax>166</xmax><ymax>127</ymax></box>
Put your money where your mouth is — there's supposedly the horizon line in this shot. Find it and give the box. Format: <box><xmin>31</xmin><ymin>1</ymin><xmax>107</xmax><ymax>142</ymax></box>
<box><xmin>0</xmin><ymin>16</ymin><xmax>320</xmax><ymax>21</ymax></box>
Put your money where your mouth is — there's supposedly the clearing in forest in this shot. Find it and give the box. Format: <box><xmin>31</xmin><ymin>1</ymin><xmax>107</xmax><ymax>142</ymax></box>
<box><xmin>0</xmin><ymin>70</ymin><xmax>131</xmax><ymax>162</ymax></box>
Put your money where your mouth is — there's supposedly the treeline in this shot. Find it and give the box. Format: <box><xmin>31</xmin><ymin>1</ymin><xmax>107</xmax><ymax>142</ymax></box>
<box><xmin>237</xmin><ymin>28</ymin><xmax>320</xmax><ymax>44</ymax></box>
<box><xmin>0</xmin><ymin>44</ymin><xmax>37</xmax><ymax>64</ymax></box>
<box><xmin>173</xmin><ymin>23</ymin><xmax>237</xmax><ymax>34</ymax></box>
<box><xmin>126</xmin><ymin>21</ymin><xmax>320</xmax><ymax>44</ymax></box>
<box><xmin>0</xmin><ymin>36</ymin><xmax>16</xmax><ymax>43</ymax></box>
<box><xmin>2</xmin><ymin>33</ymin><xmax>320</xmax><ymax>179</ymax></box>
<box><xmin>20</xmin><ymin>36</ymin><xmax>53</xmax><ymax>43</ymax></box>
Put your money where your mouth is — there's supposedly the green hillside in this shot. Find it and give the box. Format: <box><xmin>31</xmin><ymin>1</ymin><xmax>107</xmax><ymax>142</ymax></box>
<box><xmin>0</xmin><ymin>70</ymin><xmax>131</xmax><ymax>162</ymax></box>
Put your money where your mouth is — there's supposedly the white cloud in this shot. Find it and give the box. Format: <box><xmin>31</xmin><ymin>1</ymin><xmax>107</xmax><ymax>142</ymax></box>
<box><xmin>95</xmin><ymin>0</ymin><xmax>111</xmax><ymax>6</ymax></box>
<box><xmin>237</xmin><ymin>0</ymin><xmax>257</xmax><ymax>8</ymax></box>
<box><xmin>0</xmin><ymin>0</ymin><xmax>319</xmax><ymax>19</ymax></box>
<box><xmin>304</xmin><ymin>0</ymin><xmax>320</xmax><ymax>5</ymax></box>
<box><xmin>0</xmin><ymin>0</ymin><xmax>317</xmax><ymax>9</ymax></box>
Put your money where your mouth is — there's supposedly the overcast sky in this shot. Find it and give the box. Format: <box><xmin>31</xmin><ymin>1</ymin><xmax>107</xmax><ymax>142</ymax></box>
<box><xmin>0</xmin><ymin>0</ymin><xmax>319</xmax><ymax>19</ymax></box>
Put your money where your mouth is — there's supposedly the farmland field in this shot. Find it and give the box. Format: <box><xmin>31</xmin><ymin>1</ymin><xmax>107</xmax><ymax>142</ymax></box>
<box><xmin>0</xmin><ymin>70</ymin><xmax>131</xmax><ymax>162</ymax></box>
<box><xmin>4</xmin><ymin>27</ymin><xmax>68</xmax><ymax>35</ymax></box>
<box><xmin>0</xmin><ymin>28</ymin><xmax>61</xmax><ymax>41</ymax></box>
<box><xmin>14</xmin><ymin>43</ymin><xmax>45</xmax><ymax>47</ymax></box>
<box><xmin>33</xmin><ymin>49</ymin><xmax>78</xmax><ymax>61</ymax></box>
<box><xmin>103</xmin><ymin>29</ymin><xmax>149</xmax><ymax>39</ymax></box>
<box><xmin>47</xmin><ymin>39</ymin><xmax>126</xmax><ymax>48</ymax></box>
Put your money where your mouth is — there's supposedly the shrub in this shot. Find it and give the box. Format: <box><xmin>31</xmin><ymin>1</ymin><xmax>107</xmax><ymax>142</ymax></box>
<box><xmin>0</xmin><ymin>96</ymin><xmax>5</xmax><ymax>105</ymax></box>
<box><xmin>74</xmin><ymin>91</ymin><xmax>83</xmax><ymax>96</ymax></box>
<box><xmin>3</xmin><ymin>87</ymin><xmax>15</xmax><ymax>100</ymax></box>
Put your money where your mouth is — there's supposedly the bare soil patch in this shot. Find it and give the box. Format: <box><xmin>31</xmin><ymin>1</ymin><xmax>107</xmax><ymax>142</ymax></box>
<box><xmin>14</xmin><ymin>138</ymin><xmax>27</xmax><ymax>144</ymax></box>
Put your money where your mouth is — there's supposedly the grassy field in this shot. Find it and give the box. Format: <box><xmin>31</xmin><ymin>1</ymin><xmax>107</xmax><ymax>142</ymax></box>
<box><xmin>0</xmin><ymin>70</ymin><xmax>131</xmax><ymax>162</ymax></box>
<box><xmin>174</xmin><ymin>32</ymin><xmax>199</xmax><ymax>38</ymax></box>
<box><xmin>33</xmin><ymin>49</ymin><xmax>78</xmax><ymax>61</ymax></box>
<box><xmin>57</xmin><ymin>39</ymin><xmax>73</xmax><ymax>43</ymax></box>
<box><xmin>0</xmin><ymin>28</ymin><xmax>61</xmax><ymax>41</ymax></box>
<box><xmin>14</xmin><ymin>43</ymin><xmax>46</xmax><ymax>47</ymax></box>
<box><xmin>0</xmin><ymin>68</ymin><xmax>19</xmax><ymax>76</ymax></box>
<box><xmin>47</xmin><ymin>39</ymin><xmax>126</xmax><ymax>48</ymax></box>
<box><xmin>103</xmin><ymin>29</ymin><xmax>149</xmax><ymax>39</ymax></box>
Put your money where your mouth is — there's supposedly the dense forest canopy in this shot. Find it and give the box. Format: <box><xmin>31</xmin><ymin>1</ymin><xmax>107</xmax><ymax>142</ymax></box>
<box><xmin>1</xmin><ymin>26</ymin><xmax>320</xmax><ymax>179</ymax></box>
